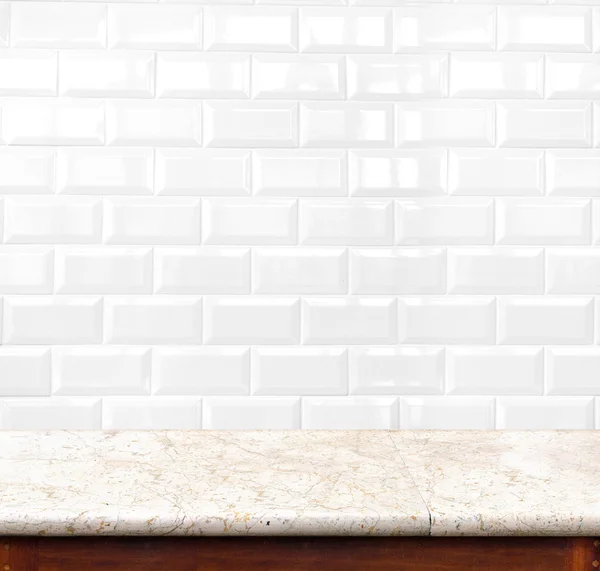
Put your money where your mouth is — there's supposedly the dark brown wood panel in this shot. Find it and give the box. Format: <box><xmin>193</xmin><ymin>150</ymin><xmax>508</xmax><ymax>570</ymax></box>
<box><xmin>1</xmin><ymin>536</ymin><xmax>598</xmax><ymax>571</ymax></box>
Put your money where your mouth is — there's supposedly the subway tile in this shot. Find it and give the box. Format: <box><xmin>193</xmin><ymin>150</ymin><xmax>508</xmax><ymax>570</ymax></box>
<box><xmin>2</xmin><ymin>99</ymin><xmax>104</xmax><ymax>146</ymax></box>
<box><xmin>4</xmin><ymin>197</ymin><xmax>102</xmax><ymax>244</ymax></box>
<box><xmin>253</xmin><ymin>150</ymin><xmax>347</xmax><ymax>197</ymax></box>
<box><xmin>299</xmin><ymin>7</ymin><xmax>392</xmax><ymax>53</ymax></box>
<box><xmin>0</xmin><ymin>247</ymin><xmax>53</xmax><ymax>294</ymax></box>
<box><xmin>349</xmin><ymin>150</ymin><xmax>446</xmax><ymax>197</ymax></box>
<box><xmin>105</xmin><ymin>296</ymin><xmax>203</xmax><ymax>344</ymax></box>
<box><xmin>496</xmin><ymin>198</ymin><xmax>591</xmax><ymax>245</ymax></box>
<box><xmin>253</xmin><ymin>55</ymin><xmax>344</xmax><ymax>100</ymax></box>
<box><xmin>300</xmin><ymin>199</ymin><xmax>394</xmax><ymax>245</ymax></box>
<box><xmin>0</xmin><ymin>348</ymin><xmax>51</xmax><ymax>397</ymax></box>
<box><xmin>350</xmin><ymin>247</ymin><xmax>445</xmax><ymax>294</ymax></box>
<box><xmin>156</xmin><ymin>53</ymin><xmax>250</xmax><ymax>99</ymax></box>
<box><xmin>108</xmin><ymin>5</ymin><xmax>202</xmax><ymax>49</ymax></box>
<box><xmin>347</xmin><ymin>54</ymin><xmax>447</xmax><ymax>100</ymax></box>
<box><xmin>155</xmin><ymin>247</ymin><xmax>250</xmax><ymax>294</ymax></box>
<box><xmin>449</xmin><ymin>53</ymin><xmax>544</xmax><ymax>98</ymax></box>
<box><xmin>53</xmin><ymin>347</ymin><xmax>150</xmax><ymax>396</ymax></box>
<box><xmin>10</xmin><ymin>3</ymin><xmax>107</xmax><ymax>48</ymax></box>
<box><xmin>396</xmin><ymin>102</ymin><xmax>495</xmax><ymax>148</ymax></box>
<box><xmin>253</xmin><ymin>247</ymin><xmax>347</xmax><ymax>294</ymax></box>
<box><xmin>204</xmin><ymin>297</ymin><xmax>300</xmax><ymax>345</ymax></box>
<box><xmin>0</xmin><ymin>4</ymin><xmax>8</xmax><ymax>47</ymax></box>
<box><xmin>498</xmin><ymin>297</ymin><xmax>594</xmax><ymax>345</ymax></box>
<box><xmin>0</xmin><ymin>148</ymin><xmax>55</xmax><ymax>195</ymax></box>
<box><xmin>59</xmin><ymin>51</ymin><xmax>155</xmax><ymax>98</ymax></box>
<box><xmin>497</xmin><ymin>102</ymin><xmax>592</xmax><ymax>148</ymax></box>
<box><xmin>106</xmin><ymin>100</ymin><xmax>202</xmax><ymax>147</ymax></box>
<box><xmin>447</xmin><ymin>247</ymin><xmax>544</xmax><ymax>294</ymax></box>
<box><xmin>498</xmin><ymin>6</ymin><xmax>592</xmax><ymax>52</ymax></box>
<box><xmin>152</xmin><ymin>347</ymin><xmax>249</xmax><ymax>396</ymax></box>
<box><xmin>56</xmin><ymin>148</ymin><xmax>154</xmax><ymax>196</ymax></box>
<box><xmin>104</xmin><ymin>198</ymin><xmax>201</xmax><ymax>245</ymax></box>
<box><xmin>302</xmin><ymin>297</ymin><xmax>397</xmax><ymax>345</ymax></box>
<box><xmin>202</xmin><ymin>397</ymin><xmax>301</xmax><ymax>429</ymax></box>
<box><xmin>394</xmin><ymin>6</ymin><xmax>496</xmax><ymax>51</ymax></box>
<box><xmin>204</xmin><ymin>102</ymin><xmax>298</xmax><ymax>148</ymax></box>
<box><xmin>497</xmin><ymin>397</ymin><xmax>594</xmax><ymax>429</ymax></box>
<box><xmin>546</xmin><ymin>348</ymin><xmax>600</xmax><ymax>395</ymax></box>
<box><xmin>399</xmin><ymin>397</ymin><xmax>495</xmax><ymax>429</ymax></box>
<box><xmin>103</xmin><ymin>397</ymin><xmax>202</xmax><ymax>429</ymax></box>
<box><xmin>396</xmin><ymin>198</ymin><xmax>494</xmax><ymax>245</ymax></box>
<box><xmin>3</xmin><ymin>296</ymin><xmax>103</xmax><ymax>345</ymax></box>
<box><xmin>349</xmin><ymin>347</ymin><xmax>444</xmax><ymax>395</ymax></box>
<box><xmin>204</xmin><ymin>6</ymin><xmax>298</xmax><ymax>52</ymax></box>
<box><xmin>300</xmin><ymin>102</ymin><xmax>393</xmax><ymax>148</ymax></box>
<box><xmin>55</xmin><ymin>246</ymin><xmax>152</xmax><ymax>294</ymax></box>
<box><xmin>398</xmin><ymin>297</ymin><xmax>496</xmax><ymax>345</ymax></box>
<box><xmin>546</xmin><ymin>150</ymin><xmax>600</xmax><ymax>196</ymax></box>
<box><xmin>0</xmin><ymin>50</ymin><xmax>57</xmax><ymax>96</ymax></box>
<box><xmin>547</xmin><ymin>248</ymin><xmax>600</xmax><ymax>293</ymax></box>
<box><xmin>546</xmin><ymin>54</ymin><xmax>600</xmax><ymax>99</ymax></box>
<box><xmin>302</xmin><ymin>397</ymin><xmax>398</xmax><ymax>429</ymax></box>
<box><xmin>203</xmin><ymin>198</ymin><xmax>297</xmax><ymax>245</ymax></box>
<box><xmin>448</xmin><ymin>150</ymin><xmax>544</xmax><ymax>197</ymax></box>
<box><xmin>155</xmin><ymin>149</ymin><xmax>251</xmax><ymax>197</ymax></box>
<box><xmin>0</xmin><ymin>398</ymin><xmax>101</xmax><ymax>429</ymax></box>
<box><xmin>447</xmin><ymin>347</ymin><xmax>543</xmax><ymax>396</ymax></box>
<box><xmin>252</xmin><ymin>348</ymin><xmax>347</xmax><ymax>395</ymax></box>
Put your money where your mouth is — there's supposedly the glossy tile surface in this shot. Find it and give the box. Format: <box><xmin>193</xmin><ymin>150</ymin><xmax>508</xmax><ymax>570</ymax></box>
<box><xmin>0</xmin><ymin>0</ymin><xmax>599</xmax><ymax>429</ymax></box>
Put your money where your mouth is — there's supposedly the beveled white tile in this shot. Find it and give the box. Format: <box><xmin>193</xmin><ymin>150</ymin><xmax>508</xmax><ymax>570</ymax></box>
<box><xmin>102</xmin><ymin>397</ymin><xmax>202</xmax><ymax>429</ymax></box>
<box><xmin>447</xmin><ymin>347</ymin><xmax>543</xmax><ymax>396</ymax></box>
<box><xmin>253</xmin><ymin>151</ymin><xmax>347</xmax><ymax>197</ymax></box>
<box><xmin>448</xmin><ymin>150</ymin><xmax>544</xmax><ymax>196</ymax></box>
<box><xmin>349</xmin><ymin>347</ymin><xmax>444</xmax><ymax>395</ymax></box>
<box><xmin>546</xmin><ymin>348</ymin><xmax>600</xmax><ymax>395</ymax></box>
<box><xmin>0</xmin><ymin>247</ymin><xmax>53</xmax><ymax>294</ymax></box>
<box><xmin>0</xmin><ymin>348</ymin><xmax>51</xmax><ymax>397</ymax></box>
<box><xmin>396</xmin><ymin>102</ymin><xmax>495</xmax><ymax>148</ymax></box>
<box><xmin>0</xmin><ymin>398</ymin><xmax>101</xmax><ymax>429</ymax></box>
<box><xmin>546</xmin><ymin>150</ymin><xmax>600</xmax><ymax>196</ymax></box>
<box><xmin>347</xmin><ymin>54</ymin><xmax>447</xmax><ymax>100</ymax></box>
<box><xmin>252</xmin><ymin>348</ymin><xmax>347</xmax><ymax>395</ymax></box>
<box><xmin>498</xmin><ymin>297</ymin><xmax>594</xmax><ymax>345</ymax></box>
<box><xmin>547</xmin><ymin>248</ymin><xmax>600</xmax><ymax>293</ymax></box>
<box><xmin>497</xmin><ymin>397</ymin><xmax>594</xmax><ymax>429</ymax></box>
<box><xmin>302</xmin><ymin>397</ymin><xmax>398</xmax><ymax>429</ymax></box>
<box><xmin>546</xmin><ymin>54</ymin><xmax>600</xmax><ymax>99</ymax></box>
<box><xmin>252</xmin><ymin>55</ymin><xmax>345</xmax><ymax>100</ymax></box>
<box><xmin>350</xmin><ymin>248</ymin><xmax>445</xmax><ymax>294</ymax></box>
<box><xmin>203</xmin><ymin>397</ymin><xmax>300</xmax><ymax>429</ymax></box>
<box><xmin>0</xmin><ymin>148</ymin><xmax>55</xmax><ymax>195</ymax></box>
<box><xmin>152</xmin><ymin>347</ymin><xmax>250</xmax><ymax>396</ymax></box>
<box><xmin>0</xmin><ymin>49</ymin><xmax>57</xmax><ymax>96</ymax></box>
<box><xmin>349</xmin><ymin>150</ymin><xmax>446</xmax><ymax>197</ymax></box>
<box><xmin>498</xmin><ymin>6</ymin><xmax>592</xmax><ymax>52</ymax></box>
<box><xmin>399</xmin><ymin>397</ymin><xmax>495</xmax><ymax>429</ymax></box>
<box><xmin>300</xmin><ymin>102</ymin><xmax>394</xmax><ymax>148</ymax></box>
<box><xmin>299</xmin><ymin>7</ymin><xmax>393</xmax><ymax>53</ymax></box>
<box><xmin>396</xmin><ymin>198</ymin><xmax>494</xmax><ymax>245</ymax></box>
<box><xmin>398</xmin><ymin>297</ymin><xmax>496</xmax><ymax>345</ymax></box>
<box><xmin>204</xmin><ymin>6</ymin><xmax>298</xmax><ymax>52</ymax></box>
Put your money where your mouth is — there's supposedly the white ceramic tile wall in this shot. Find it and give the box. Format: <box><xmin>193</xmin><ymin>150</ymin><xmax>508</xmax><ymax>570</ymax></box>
<box><xmin>0</xmin><ymin>0</ymin><xmax>599</xmax><ymax>430</ymax></box>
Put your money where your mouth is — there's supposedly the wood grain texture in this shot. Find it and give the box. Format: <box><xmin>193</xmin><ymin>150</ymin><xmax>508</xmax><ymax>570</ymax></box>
<box><xmin>0</xmin><ymin>536</ymin><xmax>598</xmax><ymax>571</ymax></box>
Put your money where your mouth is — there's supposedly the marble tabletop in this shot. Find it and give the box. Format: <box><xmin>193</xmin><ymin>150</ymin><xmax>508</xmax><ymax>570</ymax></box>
<box><xmin>0</xmin><ymin>430</ymin><xmax>598</xmax><ymax>537</ymax></box>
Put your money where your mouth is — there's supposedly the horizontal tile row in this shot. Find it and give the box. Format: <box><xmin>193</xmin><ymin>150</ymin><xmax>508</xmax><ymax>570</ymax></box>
<box><xmin>1</xmin><ymin>100</ymin><xmax>600</xmax><ymax>148</ymax></box>
<box><xmin>2</xmin><ymin>148</ymin><xmax>600</xmax><ymax>198</ymax></box>
<box><xmin>1</xmin><ymin>197</ymin><xmax>600</xmax><ymax>245</ymax></box>
<box><xmin>0</xmin><ymin>395</ymin><xmax>599</xmax><ymax>429</ymax></box>
<box><xmin>4</xmin><ymin>246</ymin><xmax>600</xmax><ymax>295</ymax></box>
<box><xmin>0</xmin><ymin>296</ymin><xmax>599</xmax><ymax>344</ymax></box>
<box><xmin>2</xmin><ymin>51</ymin><xmax>599</xmax><ymax>100</ymax></box>
<box><xmin>4</xmin><ymin>346</ymin><xmax>600</xmax><ymax>398</ymax></box>
<box><xmin>3</xmin><ymin>5</ymin><xmax>600</xmax><ymax>52</ymax></box>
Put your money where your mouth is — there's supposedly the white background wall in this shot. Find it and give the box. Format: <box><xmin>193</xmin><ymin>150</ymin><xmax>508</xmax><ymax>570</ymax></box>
<box><xmin>0</xmin><ymin>0</ymin><xmax>599</xmax><ymax>429</ymax></box>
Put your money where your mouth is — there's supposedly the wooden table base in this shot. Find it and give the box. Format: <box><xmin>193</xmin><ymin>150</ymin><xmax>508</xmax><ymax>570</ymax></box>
<box><xmin>2</xmin><ymin>536</ymin><xmax>599</xmax><ymax>571</ymax></box>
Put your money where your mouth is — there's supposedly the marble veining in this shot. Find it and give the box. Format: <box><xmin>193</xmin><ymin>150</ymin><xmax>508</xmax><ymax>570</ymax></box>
<box><xmin>0</xmin><ymin>430</ymin><xmax>599</xmax><ymax>537</ymax></box>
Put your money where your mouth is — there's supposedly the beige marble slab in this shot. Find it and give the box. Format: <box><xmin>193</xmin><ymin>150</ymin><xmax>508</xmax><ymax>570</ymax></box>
<box><xmin>0</xmin><ymin>430</ymin><xmax>429</xmax><ymax>536</ymax></box>
<box><xmin>1</xmin><ymin>430</ymin><xmax>600</xmax><ymax>537</ymax></box>
<box><xmin>390</xmin><ymin>430</ymin><xmax>600</xmax><ymax>537</ymax></box>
